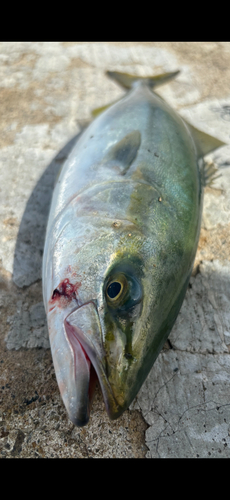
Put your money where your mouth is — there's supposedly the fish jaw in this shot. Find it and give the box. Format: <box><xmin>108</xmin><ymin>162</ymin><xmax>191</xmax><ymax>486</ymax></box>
<box><xmin>65</xmin><ymin>302</ymin><xmax>123</xmax><ymax>421</ymax></box>
<box><xmin>48</xmin><ymin>300</ymin><xmax>121</xmax><ymax>426</ymax></box>
<box><xmin>47</xmin><ymin>302</ymin><xmax>92</xmax><ymax>426</ymax></box>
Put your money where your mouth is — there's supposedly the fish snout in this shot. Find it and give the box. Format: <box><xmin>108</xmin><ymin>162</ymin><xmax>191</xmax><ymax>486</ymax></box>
<box><xmin>65</xmin><ymin>302</ymin><xmax>120</xmax><ymax>424</ymax></box>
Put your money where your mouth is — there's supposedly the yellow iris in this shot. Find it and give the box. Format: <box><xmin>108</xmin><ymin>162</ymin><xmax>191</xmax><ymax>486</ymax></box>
<box><xmin>106</xmin><ymin>273</ymin><xmax>128</xmax><ymax>307</ymax></box>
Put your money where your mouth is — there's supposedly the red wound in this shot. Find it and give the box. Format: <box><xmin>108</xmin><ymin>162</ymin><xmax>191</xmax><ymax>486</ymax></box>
<box><xmin>50</xmin><ymin>278</ymin><xmax>81</xmax><ymax>305</ymax></box>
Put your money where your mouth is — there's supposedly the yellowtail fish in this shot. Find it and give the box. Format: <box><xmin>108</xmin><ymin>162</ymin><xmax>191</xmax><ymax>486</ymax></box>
<box><xmin>42</xmin><ymin>70</ymin><xmax>224</xmax><ymax>426</ymax></box>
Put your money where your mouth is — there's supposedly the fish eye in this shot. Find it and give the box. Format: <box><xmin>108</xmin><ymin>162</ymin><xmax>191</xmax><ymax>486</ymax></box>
<box><xmin>105</xmin><ymin>269</ymin><xmax>142</xmax><ymax>311</ymax></box>
<box><xmin>107</xmin><ymin>281</ymin><xmax>123</xmax><ymax>300</ymax></box>
<box><xmin>106</xmin><ymin>274</ymin><xmax>127</xmax><ymax>305</ymax></box>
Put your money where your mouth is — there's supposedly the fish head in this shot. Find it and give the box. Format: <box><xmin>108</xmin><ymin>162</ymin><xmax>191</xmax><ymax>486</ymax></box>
<box><xmin>43</xmin><ymin>187</ymin><xmax>194</xmax><ymax>426</ymax></box>
<box><xmin>64</xmin><ymin>250</ymin><xmax>147</xmax><ymax>423</ymax></box>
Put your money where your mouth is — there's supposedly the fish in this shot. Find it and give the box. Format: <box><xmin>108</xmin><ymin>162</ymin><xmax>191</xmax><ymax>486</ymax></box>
<box><xmin>42</xmin><ymin>70</ymin><xmax>225</xmax><ymax>426</ymax></box>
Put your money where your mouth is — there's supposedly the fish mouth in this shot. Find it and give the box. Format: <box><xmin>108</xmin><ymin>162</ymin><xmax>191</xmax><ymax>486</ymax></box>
<box><xmin>63</xmin><ymin>319</ymin><xmax>97</xmax><ymax>426</ymax></box>
<box><xmin>64</xmin><ymin>302</ymin><xmax>120</xmax><ymax>426</ymax></box>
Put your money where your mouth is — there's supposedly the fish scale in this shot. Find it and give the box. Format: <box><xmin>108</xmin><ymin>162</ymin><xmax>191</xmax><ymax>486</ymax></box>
<box><xmin>43</xmin><ymin>70</ymin><xmax>225</xmax><ymax>426</ymax></box>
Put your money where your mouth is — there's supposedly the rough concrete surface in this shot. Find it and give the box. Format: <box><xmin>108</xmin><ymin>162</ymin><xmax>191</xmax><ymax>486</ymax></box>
<box><xmin>0</xmin><ymin>42</ymin><xmax>230</xmax><ymax>458</ymax></box>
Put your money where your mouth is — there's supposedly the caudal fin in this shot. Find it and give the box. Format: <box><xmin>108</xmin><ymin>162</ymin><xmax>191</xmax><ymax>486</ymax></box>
<box><xmin>106</xmin><ymin>70</ymin><xmax>180</xmax><ymax>89</ymax></box>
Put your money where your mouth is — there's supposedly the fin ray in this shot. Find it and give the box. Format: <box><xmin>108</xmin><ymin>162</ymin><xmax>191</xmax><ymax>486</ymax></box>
<box><xmin>202</xmin><ymin>159</ymin><xmax>221</xmax><ymax>187</ymax></box>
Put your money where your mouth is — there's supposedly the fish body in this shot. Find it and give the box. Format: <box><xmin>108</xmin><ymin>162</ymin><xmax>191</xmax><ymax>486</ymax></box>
<box><xmin>43</xmin><ymin>71</ymin><xmax>223</xmax><ymax>426</ymax></box>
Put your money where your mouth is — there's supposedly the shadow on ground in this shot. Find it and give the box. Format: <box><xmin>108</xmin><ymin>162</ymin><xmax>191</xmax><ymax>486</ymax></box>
<box><xmin>12</xmin><ymin>133</ymin><xmax>80</xmax><ymax>289</ymax></box>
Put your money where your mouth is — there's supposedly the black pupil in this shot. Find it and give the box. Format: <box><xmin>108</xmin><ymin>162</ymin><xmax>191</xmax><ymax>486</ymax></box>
<box><xmin>107</xmin><ymin>281</ymin><xmax>121</xmax><ymax>299</ymax></box>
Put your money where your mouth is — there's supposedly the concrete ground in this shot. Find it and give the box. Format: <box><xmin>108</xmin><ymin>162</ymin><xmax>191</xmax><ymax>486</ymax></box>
<box><xmin>0</xmin><ymin>42</ymin><xmax>230</xmax><ymax>458</ymax></box>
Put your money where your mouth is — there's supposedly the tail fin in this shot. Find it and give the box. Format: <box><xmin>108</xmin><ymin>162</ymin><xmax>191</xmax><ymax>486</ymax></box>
<box><xmin>106</xmin><ymin>70</ymin><xmax>180</xmax><ymax>90</ymax></box>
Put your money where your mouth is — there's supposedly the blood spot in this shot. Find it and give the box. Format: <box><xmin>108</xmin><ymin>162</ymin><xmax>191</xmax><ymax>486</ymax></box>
<box><xmin>49</xmin><ymin>278</ymin><xmax>81</xmax><ymax>309</ymax></box>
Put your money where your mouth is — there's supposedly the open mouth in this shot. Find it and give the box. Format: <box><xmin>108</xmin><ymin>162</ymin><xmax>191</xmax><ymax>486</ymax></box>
<box><xmin>64</xmin><ymin>317</ymin><xmax>99</xmax><ymax>426</ymax></box>
<box><xmin>64</xmin><ymin>301</ymin><xmax>121</xmax><ymax>426</ymax></box>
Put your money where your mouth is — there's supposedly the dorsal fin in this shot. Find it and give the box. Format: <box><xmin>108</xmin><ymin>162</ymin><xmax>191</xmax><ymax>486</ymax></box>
<box><xmin>184</xmin><ymin>119</ymin><xmax>226</xmax><ymax>157</ymax></box>
<box><xmin>106</xmin><ymin>70</ymin><xmax>180</xmax><ymax>90</ymax></box>
<box><xmin>103</xmin><ymin>130</ymin><xmax>141</xmax><ymax>174</ymax></box>
<box><xmin>91</xmin><ymin>99</ymin><xmax>119</xmax><ymax>118</ymax></box>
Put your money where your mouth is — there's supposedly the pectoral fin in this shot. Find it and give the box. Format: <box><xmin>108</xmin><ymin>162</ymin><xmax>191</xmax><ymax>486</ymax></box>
<box><xmin>103</xmin><ymin>130</ymin><xmax>141</xmax><ymax>174</ymax></box>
